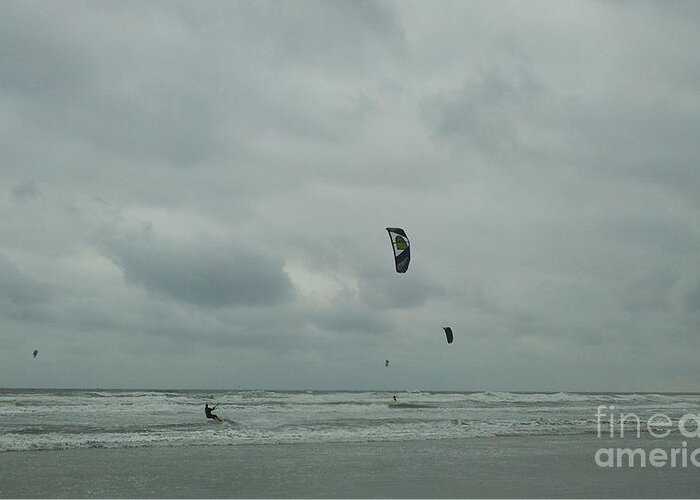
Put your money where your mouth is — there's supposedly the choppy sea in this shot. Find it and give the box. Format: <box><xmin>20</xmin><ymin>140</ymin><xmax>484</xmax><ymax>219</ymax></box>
<box><xmin>2</xmin><ymin>389</ymin><xmax>699</xmax><ymax>452</ymax></box>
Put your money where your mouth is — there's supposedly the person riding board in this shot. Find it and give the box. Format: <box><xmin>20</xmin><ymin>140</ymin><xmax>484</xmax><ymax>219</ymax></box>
<box><xmin>204</xmin><ymin>403</ymin><xmax>222</xmax><ymax>421</ymax></box>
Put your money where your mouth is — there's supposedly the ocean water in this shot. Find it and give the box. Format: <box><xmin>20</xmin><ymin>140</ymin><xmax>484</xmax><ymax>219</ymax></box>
<box><xmin>2</xmin><ymin>389</ymin><xmax>700</xmax><ymax>452</ymax></box>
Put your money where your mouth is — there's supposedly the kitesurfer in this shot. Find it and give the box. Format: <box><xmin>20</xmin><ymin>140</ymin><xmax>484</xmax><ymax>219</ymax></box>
<box><xmin>393</xmin><ymin>394</ymin><xmax>397</xmax><ymax>402</ymax></box>
<box><xmin>204</xmin><ymin>403</ymin><xmax>222</xmax><ymax>421</ymax></box>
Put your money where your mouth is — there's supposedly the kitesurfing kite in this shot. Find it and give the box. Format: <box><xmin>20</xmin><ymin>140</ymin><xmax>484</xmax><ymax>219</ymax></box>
<box><xmin>33</xmin><ymin>349</ymin><xmax>38</xmax><ymax>358</ymax></box>
<box><xmin>443</xmin><ymin>327</ymin><xmax>453</xmax><ymax>344</ymax></box>
<box><xmin>386</xmin><ymin>228</ymin><xmax>410</xmax><ymax>273</ymax></box>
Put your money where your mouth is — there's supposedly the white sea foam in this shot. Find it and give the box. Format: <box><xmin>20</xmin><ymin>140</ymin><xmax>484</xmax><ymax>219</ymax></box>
<box><xmin>2</xmin><ymin>389</ymin><xmax>699</xmax><ymax>451</ymax></box>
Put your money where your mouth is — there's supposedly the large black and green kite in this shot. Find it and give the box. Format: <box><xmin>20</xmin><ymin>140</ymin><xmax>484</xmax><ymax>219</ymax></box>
<box><xmin>386</xmin><ymin>227</ymin><xmax>410</xmax><ymax>273</ymax></box>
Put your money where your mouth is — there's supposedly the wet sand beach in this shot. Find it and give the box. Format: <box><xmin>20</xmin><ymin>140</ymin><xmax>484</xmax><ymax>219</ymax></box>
<box><xmin>3</xmin><ymin>434</ymin><xmax>700</xmax><ymax>498</ymax></box>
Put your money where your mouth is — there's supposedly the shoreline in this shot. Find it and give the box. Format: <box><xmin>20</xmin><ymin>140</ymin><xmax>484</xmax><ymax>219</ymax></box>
<box><xmin>3</xmin><ymin>434</ymin><xmax>700</xmax><ymax>498</ymax></box>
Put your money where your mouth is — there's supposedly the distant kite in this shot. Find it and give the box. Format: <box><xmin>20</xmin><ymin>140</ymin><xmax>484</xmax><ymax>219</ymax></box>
<box><xmin>443</xmin><ymin>327</ymin><xmax>453</xmax><ymax>344</ymax></box>
<box><xmin>33</xmin><ymin>349</ymin><xmax>39</xmax><ymax>358</ymax></box>
<box><xmin>385</xmin><ymin>360</ymin><xmax>390</xmax><ymax>367</ymax></box>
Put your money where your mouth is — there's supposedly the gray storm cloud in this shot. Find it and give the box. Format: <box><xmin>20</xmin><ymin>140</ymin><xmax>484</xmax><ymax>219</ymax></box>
<box><xmin>101</xmin><ymin>230</ymin><xmax>295</xmax><ymax>308</ymax></box>
<box><xmin>2</xmin><ymin>0</ymin><xmax>700</xmax><ymax>390</ymax></box>
<box><xmin>0</xmin><ymin>252</ymin><xmax>52</xmax><ymax>319</ymax></box>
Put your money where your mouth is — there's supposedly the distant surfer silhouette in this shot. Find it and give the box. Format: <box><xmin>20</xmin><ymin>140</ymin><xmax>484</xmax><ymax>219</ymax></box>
<box><xmin>393</xmin><ymin>394</ymin><xmax>397</xmax><ymax>402</ymax></box>
<box><xmin>204</xmin><ymin>403</ymin><xmax>222</xmax><ymax>421</ymax></box>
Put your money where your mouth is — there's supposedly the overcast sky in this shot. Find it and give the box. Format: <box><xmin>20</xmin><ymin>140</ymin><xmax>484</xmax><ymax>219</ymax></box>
<box><xmin>2</xmin><ymin>0</ymin><xmax>699</xmax><ymax>391</ymax></box>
